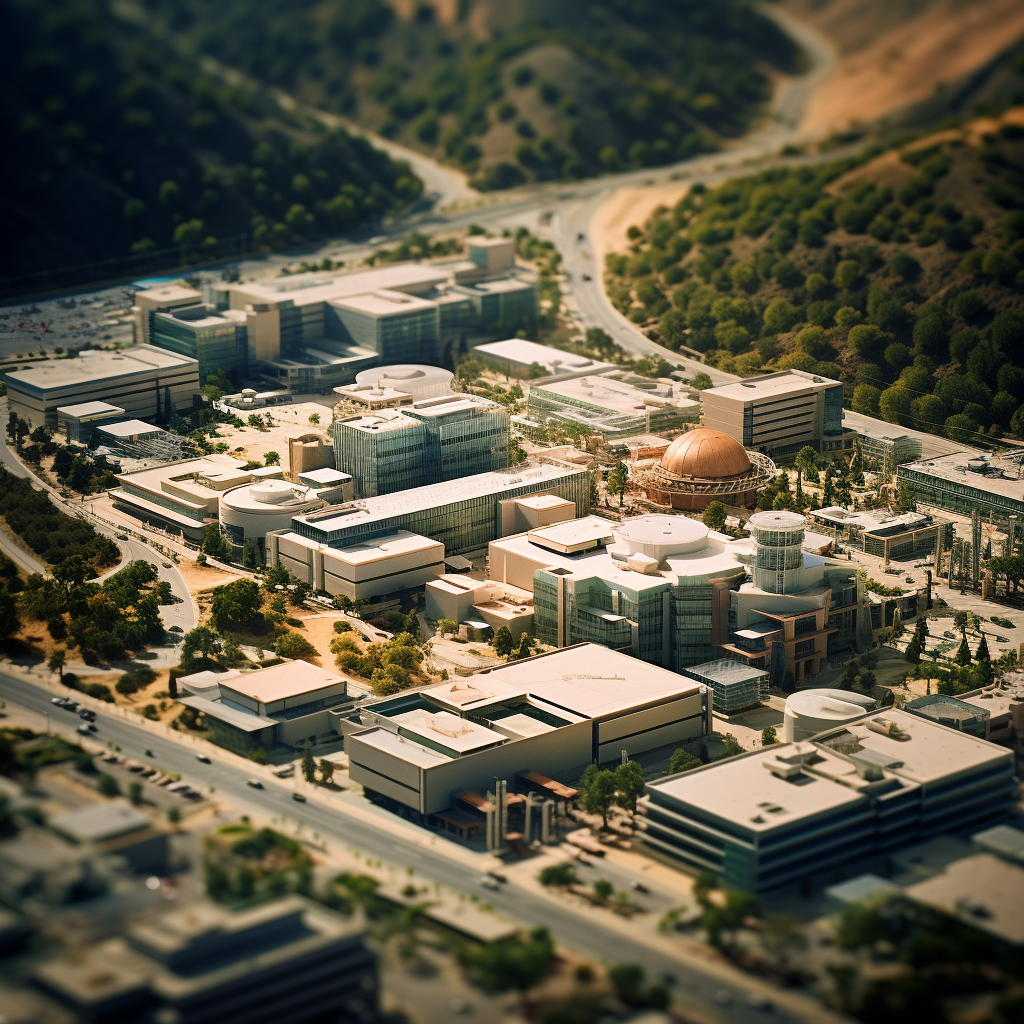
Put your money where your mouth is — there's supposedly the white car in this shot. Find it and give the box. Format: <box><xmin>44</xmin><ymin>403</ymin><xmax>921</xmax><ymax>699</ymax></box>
<box><xmin>478</xmin><ymin>875</ymin><xmax>500</xmax><ymax>891</ymax></box>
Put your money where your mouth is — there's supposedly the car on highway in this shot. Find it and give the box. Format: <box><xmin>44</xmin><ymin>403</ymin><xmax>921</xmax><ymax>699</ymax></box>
<box><xmin>51</xmin><ymin>696</ymin><xmax>65</xmax><ymax>706</ymax></box>
<box><xmin>291</xmin><ymin>792</ymin><xmax>307</xmax><ymax>802</ymax></box>
<box><xmin>76</xmin><ymin>723</ymin><xmax>91</xmax><ymax>735</ymax></box>
<box><xmin>487</xmin><ymin>871</ymin><xmax>507</xmax><ymax>883</ymax></box>
<box><xmin>116</xmin><ymin>534</ymin><xmax>128</xmax><ymax>540</ymax></box>
<box><xmin>77</xmin><ymin>708</ymin><xmax>96</xmax><ymax>722</ymax></box>
<box><xmin>162</xmin><ymin>562</ymin><xmax>171</xmax><ymax>568</ymax></box>
<box><xmin>630</xmin><ymin>880</ymin><xmax>649</xmax><ymax>893</ymax></box>
<box><xmin>195</xmin><ymin>754</ymin><xmax>211</xmax><ymax>763</ymax></box>
<box><xmin>478</xmin><ymin>875</ymin><xmax>500</xmax><ymax>890</ymax></box>
<box><xmin>246</xmin><ymin>778</ymin><xmax>263</xmax><ymax>789</ymax></box>
<box><xmin>64</xmin><ymin>700</ymin><xmax>79</xmax><ymax>712</ymax></box>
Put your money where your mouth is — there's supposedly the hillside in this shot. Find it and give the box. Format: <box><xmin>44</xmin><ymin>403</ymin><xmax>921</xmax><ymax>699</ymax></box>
<box><xmin>0</xmin><ymin>0</ymin><xmax>423</xmax><ymax>283</ymax></box>
<box><xmin>606</xmin><ymin>111</ymin><xmax>1024</xmax><ymax>449</ymax></box>
<box><xmin>131</xmin><ymin>0</ymin><xmax>800</xmax><ymax>191</ymax></box>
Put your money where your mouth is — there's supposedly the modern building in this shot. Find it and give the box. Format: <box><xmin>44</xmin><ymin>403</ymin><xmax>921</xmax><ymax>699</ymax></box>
<box><xmin>3</xmin><ymin>346</ymin><xmax>200</xmax><ymax>430</ymax></box>
<box><xmin>94</xmin><ymin>419</ymin><xmax>167</xmax><ymax>446</ymax></box>
<box><xmin>520</xmin><ymin>371</ymin><xmax>698</xmax><ymax>440</ymax></box>
<box><xmin>639</xmin><ymin>708</ymin><xmax>1017</xmax><ymax>892</ymax></box>
<box><xmin>808</xmin><ymin>506</ymin><xmax>952</xmax><ymax>562</ymax></box>
<box><xmin>898</xmin><ymin>450</ymin><xmax>1024</xmax><ymax>520</ymax></box>
<box><xmin>267</xmin><ymin>529</ymin><xmax>445</xmax><ymax>601</ymax></box>
<box><xmin>903</xmin><ymin>694</ymin><xmax>991</xmax><ymax>738</ymax></box>
<box><xmin>55</xmin><ymin>401</ymin><xmax>126</xmax><ymax>443</ymax></box>
<box><xmin>113</xmin><ymin>455</ymin><xmax>257</xmax><ymax>541</ymax></box>
<box><xmin>220</xmin><ymin>478</ymin><xmax>351</xmax><ymax>554</ymax></box>
<box><xmin>425</xmin><ymin>575</ymin><xmax>535</xmax><ymax>637</ymax></box>
<box><xmin>32</xmin><ymin>897</ymin><xmax>376</xmax><ymax>1024</ymax></box>
<box><xmin>852</xmin><ymin>424</ymin><xmax>923</xmax><ymax>475</ymax></box>
<box><xmin>49</xmin><ymin>801</ymin><xmax>169</xmax><ymax>874</ymax></box>
<box><xmin>291</xmin><ymin>459</ymin><xmax>591</xmax><ymax>557</ymax></box>
<box><xmin>285</xmin><ymin>434</ymin><xmax>334</xmax><ymax>481</ymax></box>
<box><xmin>473</xmin><ymin>339</ymin><xmax>616</xmax><ymax>379</ymax></box>
<box><xmin>353</xmin><ymin>364</ymin><xmax>454</xmax><ymax>401</ymax></box>
<box><xmin>683</xmin><ymin>660</ymin><xmax>770</xmax><ymax>715</ymax></box>
<box><xmin>700</xmin><ymin>369</ymin><xmax>851</xmax><ymax>457</ymax></box>
<box><xmin>177</xmin><ymin>662</ymin><xmax>351</xmax><ymax>754</ymax></box>
<box><xmin>333</xmin><ymin>394</ymin><xmax>510</xmax><ymax>499</ymax></box>
<box><xmin>328</xmin><ymin>290</ymin><xmax>442</xmax><ymax>365</ymax></box>
<box><xmin>151</xmin><ymin>304</ymin><xmax>245</xmax><ymax>382</ymax></box>
<box><xmin>906</xmin><ymin>678</ymin><xmax>1024</xmax><ymax>745</ymax></box>
<box><xmin>342</xmin><ymin>644</ymin><xmax>712</xmax><ymax>818</ymax></box>
<box><xmin>782</xmin><ymin>688</ymin><xmax>879</xmax><ymax>741</ymax></box>
<box><xmin>490</xmin><ymin>508</ymin><xmax>861</xmax><ymax>685</ymax></box>
<box><xmin>635</xmin><ymin>428</ymin><xmax>777</xmax><ymax>511</ymax></box>
<box><xmin>130</xmin><ymin>282</ymin><xmax>204</xmax><ymax>343</ymax></box>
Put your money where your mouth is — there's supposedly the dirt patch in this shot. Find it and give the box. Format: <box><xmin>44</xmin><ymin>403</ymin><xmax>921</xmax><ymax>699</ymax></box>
<box><xmin>176</xmin><ymin>561</ymin><xmax>243</xmax><ymax>594</ymax></box>
<box><xmin>791</xmin><ymin>0</ymin><xmax>1024</xmax><ymax>133</ymax></box>
<box><xmin>590</xmin><ymin>183</ymin><xmax>690</xmax><ymax>270</ymax></box>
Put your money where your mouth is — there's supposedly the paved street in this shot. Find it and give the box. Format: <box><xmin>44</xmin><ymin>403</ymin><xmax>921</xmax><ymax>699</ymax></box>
<box><xmin>0</xmin><ymin>670</ymin><xmax>840</xmax><ymax>1024</ymax></box>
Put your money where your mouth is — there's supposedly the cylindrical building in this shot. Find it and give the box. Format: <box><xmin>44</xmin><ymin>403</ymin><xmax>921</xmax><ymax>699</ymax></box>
<box><xmin>748</xmin><ymin>510</ymin><xmax>806</xmax><ymax>594</ymax></box>
<box><xmin>220</xmin><ymin>480</ymin><xmax>327</xmax><ymax>552</ymax></box>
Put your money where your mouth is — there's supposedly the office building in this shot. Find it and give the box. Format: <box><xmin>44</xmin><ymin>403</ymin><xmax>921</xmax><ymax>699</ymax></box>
<box><xmin>3</xmin><ymin>346</ymin><xmax>199</xmax><ymax>430</ymax></box>
<box><xmin>291</xmin><ymin>459</ymin><xmax>591</xmax><ymax>556</ymax></box>
<box><xmin>267</xmin><ymin>529</ymin><xmax>445</xmax><ymax>602</ymax></box>
<box><xmin>474</xmin><ymin>338</ymin><xmax>616</xmax><ymax>379</ymax></box>
<box><xmin>636</xmin><ymin>428</ymin><xmax>777</xmax><ymax>511</ymax></box>
<box><xmin>342</xmin><ymin>644</ymin><xmax>712</xmax><ymax>818</ymax></box>
<box><xmin>425</xmin><ymin>575</ymin><xmax>535</xmax><ymax>637</ymax></box>
<box><xmin>328</xmin><ymin>290</ymin><xmax>441</xmax><ymax>364</ymax></box>
<box><xmin>151</xmin><ymin>304</ymin><xmax>245</xmax><ymax>382</ymax></box>
<box><xmin>898</xmin><ymin>450</ymin><xmax>1024</xmax><ymax>520</ymax></box>
<box><xmin>32</xmin><ymin>897</ymin><xmax>376</xmax><ymax>1024</ymax></box>
<box><xmin>809</xmin><ymin>506</ymin><xmax>951</xmax><ymax>561</ymax></box>
<box><xmin>113</xmin><ymin>455</ymin><xmax>258</xmax><ymax>541</ymax></box>
<box><xmin>684</xmin><ymin>660</ymin><xmax>770</xmax><ymax>715</ymax></box>
<box><xmin>853</xmin><ymin>424</ymin><xmax>923</xmax><ymax>475</ymax></box>
<box><xmin>177</xmin><ymin>661</ymin><xmax>350</xmax><ymax>754</ymax></box>
<box><xmin>521</xmin><ymin>371</ymin><xmax>698</xmax><ymax>440</ymax></box>
<box><xmin>700</xmin><ymin>368</ymin><xmax>851</xmax><ymax>457</ymax></box>
<box><xmin>490</xmin><ymin>509</ymin><xmax>861</xmax><ymax>684</ymax></box>
<box><xmin>333</xmin><ymin>394</ymin><xmax>510</xmax><ymax>498</ymax></box>
<box><xmin>639</xmin><ymin>708</ymin><xmax>1016</xmax><ymax>892</ymax></box>
<box><xmin>130</xmin><ymin>282</ymin><xmax>204</xmax><ymax>343</ymax></box>
<box><xmin>466</xmin><ymin>235</ymin><xmax>516</xmax><ymax>275</ymax></box>
<box><xmin>352</xmin><ymin>363</ymin><xmax>453</xmax><ymax>401</ymax></box>
<box><xmin>55</xmin><ymin>401</ymin><xmax>126</xmax><ymax>443</ymax></box>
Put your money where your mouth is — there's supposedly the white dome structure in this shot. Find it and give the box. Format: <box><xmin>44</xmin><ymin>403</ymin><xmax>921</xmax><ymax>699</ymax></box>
<box><xmin>782</xmin><ymin>688</ymin><xmax>878</xmax><ymax>742</ymax></box>
<box><xmin>220</xmin><ymin>481</ymin><xmax>327</xmax><ymax>546</ymax></box>
<box><xmin>354</xmin><ymin>364</ymin><xmax>453</xmax><ymax>402</ymax></box>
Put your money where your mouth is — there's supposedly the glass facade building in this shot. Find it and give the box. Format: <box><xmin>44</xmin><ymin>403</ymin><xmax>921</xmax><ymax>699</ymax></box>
<box><xmin>151</xmin><ymin>306</ymin><xmax>241</xmax><ymax>382</ymax></box>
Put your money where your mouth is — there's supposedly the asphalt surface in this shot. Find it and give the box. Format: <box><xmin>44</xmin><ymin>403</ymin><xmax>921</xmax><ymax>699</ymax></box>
<box><xmin>0</xmin><ymin>670</ymin><xmax>823</xmax><ymax>1024</ymax></box>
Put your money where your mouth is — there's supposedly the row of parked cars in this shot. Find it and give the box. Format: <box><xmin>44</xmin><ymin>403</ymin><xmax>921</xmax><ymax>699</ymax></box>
<box><xmin>97</xmin><ymin>751</ymin><xmax>204</xmax><ymax>801</ymax></box>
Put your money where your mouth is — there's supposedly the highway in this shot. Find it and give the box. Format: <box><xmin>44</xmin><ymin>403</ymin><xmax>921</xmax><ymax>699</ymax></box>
<box><xmin>0</xmin><ymin>670</ymin><xmax>839</xmax><ymax>1024</ymax></box>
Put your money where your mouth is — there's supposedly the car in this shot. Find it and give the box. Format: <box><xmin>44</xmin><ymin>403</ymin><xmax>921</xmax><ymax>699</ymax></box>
<box><xmin>478</xmin><ymin>875</ymin><xmax>500</xmax><ymax>890</ymax></box>
<box><xmin>943</xmin><ymin>630</ymin><xmax>955</xmax><ymax>639</ymax></box>
<box><xmin>162</xmin><ymin>562</ymin><xmax>171</xmax><ymax>568</ymax></box>
<box><xmin>149</xmin><ymin>563</ymin><xmax>158</xmax><ymax>571</ymax></box>
<box><xmin>116</xmin><ymin>533</ymin><xmax>128</xmax><ymax>540</ymax></box>
<box><xmin>630</xmin><ymin>880</ymin><xmax>650</xmax><ymax>893</ymax></box>
<box><xmin>291</xmin><ymin>792</ymin><xmax>307</xmax><ymax>802</ymax></box>
<box><xmin>195</xmin><ymin>754</ymin><xmax>211</xmax><ymax>764</ymax></box>
<box><xmin>246</xmin><ymin>778</ymin><xmax>263</xmax><ymax>789</ymax></box>
<box><xmin>78</xmin><ymin>708</ymin><xmax>96</xmax><ymax>722</ymax></box>
<box><xmin>905</xmin><ymin>576</ymin><xmax>915</xmax><ymax>584</ymax></box>
<box><xmin>76</xmin><ymin>724</ymin><xmax>92</xmax><ymax>736</ymax></box>
<box><xmin>64</xmin><ymin>700</ymin><xmax>79</xmax><ymax>712</ymax></box>
<box><xmin>487</xmin><ymin>871</ymin><xmax>507</xmax><ymax>884</ymax></box>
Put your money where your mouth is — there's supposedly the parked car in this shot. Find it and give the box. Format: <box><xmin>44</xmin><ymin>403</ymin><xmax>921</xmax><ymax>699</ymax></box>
<box><xmin>291</xmin><ymin>792</ymin><xmax>307</xmax><ymax>802</ymax></box>
<box><xmin>63</xmin><ymin>700</ymin><xmax>79</xmax><ymax>712</ymax></box>
<box><xmin>51</xmin><ymin>696</ymin><xmax>66</xmax><ymax>707</ymax></box>
<box><xmin>246</xmin><ymin>778</ymin><xmax>263</xmax><ymax>789</ymax></box>
<box><xmin>76</xmin><ymin>724</ymin><xmax>91</xmax><ymax>736</ymax></box>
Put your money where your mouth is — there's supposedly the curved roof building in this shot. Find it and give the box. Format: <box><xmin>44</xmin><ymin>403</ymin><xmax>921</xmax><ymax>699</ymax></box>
<box><xmin>782</xmin><ymin>688</ymin><xmax>878</xmax><ymax>742</ymax></box>
<box><xmin>637</xmin><ymin>427</ymin><xmax>775</xmax><ymax>511</ymax></box>
<box><xmin>354</xmin><ymin>364</ymin><xmax>453</xmax><ymax>402</ymax></box>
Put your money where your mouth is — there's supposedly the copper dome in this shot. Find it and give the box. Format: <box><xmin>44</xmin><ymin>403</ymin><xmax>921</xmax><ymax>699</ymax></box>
<box><xmin>659</xmin><ymin>429</ymin><xmax>752</xmax><ymax>480</ymax></box>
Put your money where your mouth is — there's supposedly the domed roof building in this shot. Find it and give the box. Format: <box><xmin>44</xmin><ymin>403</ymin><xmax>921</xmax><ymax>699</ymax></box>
<box><xmin>636</xmin><ymin>427</ymin><xmax>776</xmax><ymax>511</ymax></box>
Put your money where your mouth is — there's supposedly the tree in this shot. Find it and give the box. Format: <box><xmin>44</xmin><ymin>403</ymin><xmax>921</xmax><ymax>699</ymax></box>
<box><xmin>539</xmin><ymin>862</ymin><xmax>578</xmax><ymax>887</ymax></box>
<box><xmin>274</xmin><ymin>632</ymin><xmax>318</xmax><ymax>661</ymax></box>
<box><xmin>579</xmin><ymin>764</ymin><xmax>617</xmax><ymax>828</ymax></box>
<box><xmin>308</xmin><ymin>413</ymin><xmax>320</xmax><ymax>425</ymax></box>
<box><xmin>436</xmin><ymin>618</ymin><xmax>459</xmax><ymax>637</ymax></box>
<box><xmin>608</xmin><ymin>964</ymin><xmax>645</xmax><ymax>999</ymax></box>
<box><xmin>48</xmin><ymin>648</ymin><xmax>66</xmax><ymax>680</ymax></box>
<box><xmin>668</xmin><ymin>748</ymin><xmax>702</xmax><ymax>774</ymax></box>
<box><xmin>507</xmin><ymin>435</ymin><xmax>527</xmax><ymax>467</ymax></box>
<box><xmin>761</xmin><ymin>726</ymin><xmax>777</xmax><ymax>746</ymax></box>
<box><xmin>491</xmin><ymin>626</ymin><xmax>515</xmax><ymax>659</ymax></box>
<box><xmin>319</xmin><ymin>759</ymin><xmax>335</xmax><ymax>785</ymax></box>
<box><xmin>956</xmin><ymin>634</ymin><xmax>972</xmax><ymax>666</ymax></box>
<box><xmin>878</xmin><ymin>387</ymin><xmax>913</xmax><ymax>426</ymax></box>
<box><xmin>264</xmin><ymin>451</ymin><xmax>280</xmax><ymax>466</ymax></box>
<box><xmin>614</xmin><ymin>759</ymin><xmax>646</xmax><ymax>816</ymax></box>
<box><xmin>210</xmin><ymin>579</ymin><xmax>264</xmax><ymax>633</ymax></box>
<box><xmin>128</xmin><ymin>781</ymin><xmax>143</xmax><ymax>806</ymax></box>
<box><xmin>200</xmin><ymin>523</ymin><xmax>230</xmax><ymax>560</ymax></box>
<box><xmin>702</xmin><ymin>500</ymin><xmax>727</xmax><ymax>531</ymax></box>
<box><xmin>301</xmin><ymin>750</ymin><xmax>316</xmax><ymax>783</ymax></box>
<box><xmin>852</xmin><ymin>384</ymin><xmax>881</xmax><ymax>417</ymax></box>
<box><xmin>606</xmin><ymin>462</ymin><xmax>628</xmax><ymax>507</ymax></box>
<box><xmin>97</xmin><ymin>774</ymin><xmax>120</xmax><ymax>796</ymax></box>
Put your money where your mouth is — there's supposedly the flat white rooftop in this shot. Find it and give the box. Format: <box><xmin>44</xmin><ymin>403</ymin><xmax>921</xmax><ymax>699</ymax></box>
<box><xmin>331</xmin><ymin>289</ymin><xmax>437</xmax><ymax>317</ymax></box>
<box><xmin>118</xmin><ymin>455</ymin><xmax>249</xmax><ymax>492</ymax></box>
<box><xmin>533</xmin><ymin>374</ymin><xmax>696</xmax><ymax>415</ymax></box>
<box><xmin>476</xmin><ymin>644</ymin><xmax>703</xmax><ymax>719</ymax></box>
<box><xmin>56</xmin><ymin>401</ymin><xmax>126</xmax><ymax>418</ymax></box>
<box><xmin>704</xmin><ymin>369</ymin><xmax>841</xmax><ymax>403</ymax></box>
<box><xmin>4</xmin><ymin>345</ymin><xmax>197</xmax><ymax>394</ymax></box>
<box><xmin>526</xmin><ymin>515</ymin><xmax>616</xmax><ymax>553</ymax></box>
<box><xmin>901</xmin><ymin>451</ymin><xmax>1024</xmax><ymax>502</ymax></box>
<box><xmin>220</xmin><ymin>661</ymin><xmax>345</xmax><ymax>704</ymax></box>
<box><xmin>328</xmin><ymin>530</ymin><xmax>442</xmax><ymax>567</ymax></box>
<box><xmin>299</xmin><ymin>468</ymin><xmax>352</xmax><ymax>485</ymax></box>
<box><xmin>391</xmin><ymin>708</ymin><xmax>504</xmax><ymax>754</ymax></box>
<box><xmin>474</xmin><ymin>339</ymin><xmax>615</xmax><ymax>375</ymax></box>
<box><xmin>96</xmin><ymin>419</ymin><xmax>165</xmax><ymax>438</ymax></box>
<box><xmin>232</xmin><ymin>263</ymin><xmax>449</xmax><ymax>307</ymax></box>
<box><xmin>355</xmin><ymin>727</ymin><xmax>453</xmax><ymax>766</ymax></box>
<box><xmin>50</xmin><ymin>801</ymin><xmax>151</xmax><ymax>844</ymax></box>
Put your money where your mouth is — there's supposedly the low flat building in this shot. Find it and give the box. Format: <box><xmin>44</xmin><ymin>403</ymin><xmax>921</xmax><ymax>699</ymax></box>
<box><xmin>898</xmin><ymin>450</ymin><xmax>1024</xmax><ymax>520</ymax></box>
<box><xmin>268</xmin><ymin>529</ymin><xmax>445</xmax><ymax>602</ymax></box>
<box><xmin>425</xmin><ymin>575</ymin><xmax>535</xmax><ymax>637</ymax></box>
<box><xmin>523</xmin><ymin>371</ymin><xmax>698</xmax><ymax>440</ymax></box>
<box><xmin>808</xmin><ymin>506</ymin><xmax>951</xmax><ymax>562</ymax></box>
<box><xmin>49</xmin><ymin>800</ymin><xmax>169</xmax><ymax>874</ymax></box>
<box><xmin>344</xmin><ymin>644</ymin><xmax>712</xmax><ymax>818</ymax></box>
<box><xmin>852</xmin><ymin>424</ymin><xmax>923</xmax><ymax>474</ymax></box>
<box><xmin>291</xmin><ymin>459</ymin><xmax>592</xmax><ymax>556</ymax></box>
<box><xmin>473</xmin><ymin>339</ymin><xmax>616</xmax><ymax>379</ymax></box>
<box><xmin>32</xmin><ymin>896</ymin><xmax>376</xmax><ymax>1024</ymax></box>
<box><xmin>177</xmin><ymin>661</ymin><xmax>351</xmax><ymax>755</ymax></box>
<box><xmin>3</xmin><ymin>345</ymin><xmax>199</xmax><ymax>430</ymax></box>
<box><xmin>639</xmin><ymin>708</ymin><xmax>1016</xmax><ymax>892</ymax></box>
<box><xmin>700</xmin><ymin>368</ymin><xmax>852</xmax><ymax>457</ymax></box>
<box><xmin>683</xmin><ymin>660</ymin><xmax>770</xmax><ymax>715</ymax></box>
<box><xmin>56</xmin><ymin>401</ymin><xmax>126</xmax><ymax>443</ymax></box>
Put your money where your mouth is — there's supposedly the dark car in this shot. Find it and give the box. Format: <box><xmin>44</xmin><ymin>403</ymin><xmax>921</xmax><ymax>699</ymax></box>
<box><xmin>291</xmin><ymin>792</ymin><xmax>307</xmax><ymax>802</ymax></box>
